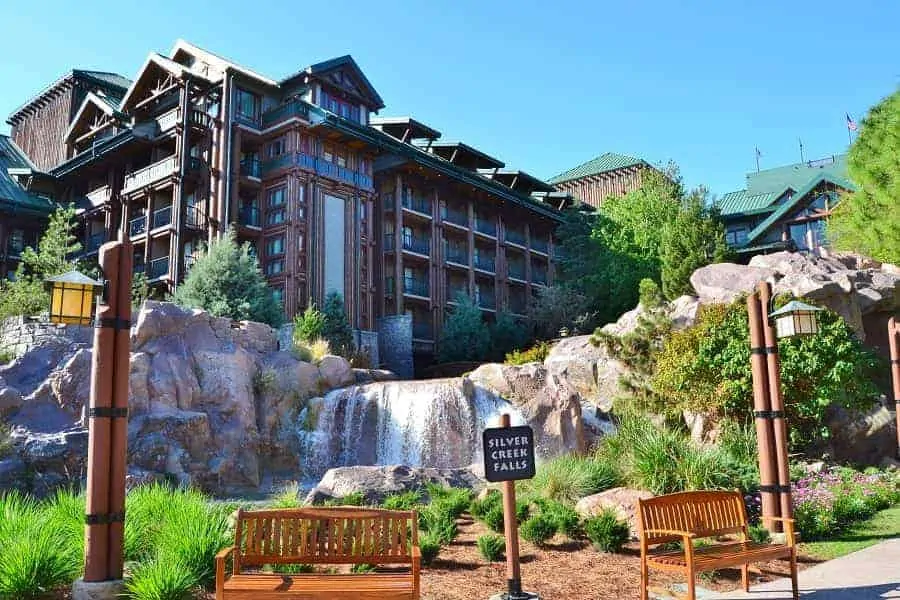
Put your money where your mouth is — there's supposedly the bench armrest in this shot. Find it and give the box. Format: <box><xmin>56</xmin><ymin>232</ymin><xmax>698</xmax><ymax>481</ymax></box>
<box><xmin>760</xmin><ymin>516</ymin><xmax>794</xmax><ymax>524</ymax></box>
<box><xmin>760</xmin><ymin>516</ymin><xmax>797</xmax><ymax>547</ymax></box>
<box><xmin>216</xmin><ymin>546</ymin><xmax>235</xmax><ymax>561</ymax></box>
<box><xmin>216</xmin><ymin>545</ymin><xmax>235</xmax><ymax>592</ymax></box>
<box><xmin>411</xmin><ymin>545</ymin><xmax>422</xmax><ymax>560</ymax></box>
<box><xmin>643</xmin><ymin>529</ymin><xmax>697</xmax><ymax>539</ymax></box>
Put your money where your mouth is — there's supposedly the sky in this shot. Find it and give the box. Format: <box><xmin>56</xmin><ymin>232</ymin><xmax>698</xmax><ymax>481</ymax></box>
<box><xmin>0</xmin><ymin>0</ymin><xmax>897</xmax><ymax>197</ymax></box>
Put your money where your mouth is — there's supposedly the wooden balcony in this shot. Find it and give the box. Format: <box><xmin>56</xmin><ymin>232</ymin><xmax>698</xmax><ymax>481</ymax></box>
<box><xmin>239</xmin><ymin>206</ymin><xmax>261</xmax><ymax>229</ymax></box>
<box><xmin>151</xmin><ymin>205</ymin><xmax>172</xmax><ymax>230</ymax></box>
<box><xmin>441</xmin><ymin>205</ymin><xmax>468</xmax><ymax>228</ymax></box>
<box><xmin>532</xmin><ymin>237</ymin><xmax>550</xmax><ymax>255</ymax></box>
<box><xmin>148</xmin><ymin>256</ymin><xmax>170</xmax><ymax>281</ymax></box>
<box><xmin>261</xmin><ymin>100</ymin><xmax>310</xmax><ymax>128</ymax></box>
<box><xmin>129</xmin><ymin>215</ymin><xmax>147</xmax><ymax>238</ymax></box>
<box><xmin>122</xmin><ymin>156</ymin><xmax>177</xmax><ymax>194</ymax></box>
<box><xmin>84</xmin><ymin>232</ymin><xmax>105</xmax><ymax>254</ymax></box>
<box><xmin>385</xmin><ymin>233</ymin><xmax>430</xmax><ymax>257</ymax></box>
<box><xmin>386</xmin><ymin>276</ymin><xmax>430</xmax><ymax>299</ymax></box>
<box><xmin>508</xmin><ymin>262</ymin><xmax>526</xmax><ymax>281</ymax></box>
<box><xmin>85</xmin><ymin>185</ymin><xmax>111</xmax><ymax>209</ymax></box>
<box><xmin>506</xmin><ymin>228</ymin><xmax>527</xmax><ymax>247</ymax></box>
<box><xmin>402</xmin><ymin>193</ymin><xmax>433</xmax><ymax>218</ymax></box>
<box><xmin>241</xmin><ymin>157</ymin><xmax>262</xmax><ymax>178</ymax></box>
<box><xmin>474</xmin><ymin>216</ymin><xmax>497</xmax><ymax>238</ymax></box>
<box><xmin>474</xmin><ymin>254</ymin><xmax>495</xmax><ymax>273</ymax></box>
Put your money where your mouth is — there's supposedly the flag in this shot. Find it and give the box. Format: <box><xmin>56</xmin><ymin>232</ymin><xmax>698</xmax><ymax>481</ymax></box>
<box><xmin>846</xmin><ymin>113</ymin><xmax>858</xmax><ymax>132</ymax></box>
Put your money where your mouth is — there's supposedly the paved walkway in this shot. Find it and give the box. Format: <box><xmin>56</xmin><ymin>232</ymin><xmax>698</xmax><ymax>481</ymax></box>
<box><xmin>707</xmin><ymin>538</ymin><xmax>900</xmax><ymax>599</ymax></box>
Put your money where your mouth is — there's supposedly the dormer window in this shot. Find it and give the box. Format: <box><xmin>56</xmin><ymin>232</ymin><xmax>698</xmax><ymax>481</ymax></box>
<box><xmin>319</xmin><ymin>89</ymin><xmax>360</xmax><ymax>122</ymax></box>
<box><xmin>235</xmin><ymin>88</ymin><xmax>260</xmax><ymax>121</ymax></box>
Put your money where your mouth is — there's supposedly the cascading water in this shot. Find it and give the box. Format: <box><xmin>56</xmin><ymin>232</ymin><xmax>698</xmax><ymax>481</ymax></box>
<box><xmin>297</xmin><ymin>379</ymin><xmax>525</xmax><ymax>479</ymax></box>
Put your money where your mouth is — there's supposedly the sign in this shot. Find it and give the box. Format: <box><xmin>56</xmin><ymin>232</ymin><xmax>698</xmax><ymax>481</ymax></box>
<box><xmin>482</xmin><ymin>424</ymin><xmax>536</xmax><ymax>483</ymax></box>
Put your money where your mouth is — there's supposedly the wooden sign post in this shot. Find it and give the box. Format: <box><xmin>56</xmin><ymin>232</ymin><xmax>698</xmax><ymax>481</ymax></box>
<box><xmin>483</xmin><ymin>414</ymin><xmax>540</xmax><ymax>600</ymax></box>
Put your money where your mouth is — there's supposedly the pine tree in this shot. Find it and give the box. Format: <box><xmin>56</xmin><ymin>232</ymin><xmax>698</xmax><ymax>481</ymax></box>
<box><xmin>172</xmin><ymin>229</ymin><xmax>283</xmax><ymax>327</ymax></box>
<box><xmin>321</xmin><ymin>292</ymin><xmax>355</xmax><ymax>356</ymax></box>
<box><xmin>438</xmin><ymin>293</ymin><xmax>490</xmax><ymax>362</ymax></box>
<box><xmin>829</xmin><ymin>89</ymin><xmax>900</xmax><ymax>263</ymax></box>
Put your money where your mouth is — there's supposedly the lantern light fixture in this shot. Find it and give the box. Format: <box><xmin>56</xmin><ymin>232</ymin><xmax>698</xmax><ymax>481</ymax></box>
<box><xmin>45</xmin><ymin>270</ymin><xmax>104</xmax><ymax>326</ymax></box>
<box><xmin>769</xmin><ymin>300</ymin><xmax>822</xmax><ymax>339</ymax></box>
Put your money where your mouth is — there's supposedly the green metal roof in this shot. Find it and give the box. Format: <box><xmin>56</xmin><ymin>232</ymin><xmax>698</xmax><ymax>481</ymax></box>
<box><xmin>548</xmin><ymin>152</ymin><xmax>646</xmax><ymax>184</ymax></box>
<box><xmin>0</xmin><ymin>135</ymin><xmax>55</xmax><ymax>216</ymax></box>
<box><xmin>743</xmin><ymin>172</ymin><xmax>856</xmax><ymax>245</ymax></box>
<box><xmin>746</xmin><ymin>155</ymin><xmax>848</xmax><ymax>195</ymax></box>
<box><xmin>717</xmin><ymin>190</ymin><xmax>780</xmax><ymax>216</ymax></box>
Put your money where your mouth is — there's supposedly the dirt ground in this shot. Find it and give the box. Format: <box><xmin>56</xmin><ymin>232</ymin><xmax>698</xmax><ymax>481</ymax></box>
<box><xmin>421</xmin><ymin>515</ymin><xmax>810</xmax><ymax>600</ymax></box>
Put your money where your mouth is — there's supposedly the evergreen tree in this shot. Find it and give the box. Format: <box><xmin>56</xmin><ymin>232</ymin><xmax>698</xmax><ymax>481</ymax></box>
<box><xmin>829</xmin><ymin>89</ymin><xmax>900</xmax><ymax>263</ymax></box>
<box><xmin>438</xmin><ymin>293</ymin><xmax>490</xmax><ymax>363</ymax></box>
<box><xmin>660</xmin><ymin>192</ymin><xmax>731</xmax><ymax>300</ymax></box>
<box><xmin>172</xmin><ymin>229</ymin><xmax>283</xmax><ymax>327</ymax></box>
<box><xmin>489</xmin><ymin>311</ymin><xmax>529</xmax><ymax>361</ymax></box>
<box><xmin>321</xmin><ymin>292</ymin><xmax>355</xmax><ymax>356</ymax></box>
<box><xmin>0</xmin><ymin>206</ymin><xmax>82</xmax><ymax>319</ymax></box>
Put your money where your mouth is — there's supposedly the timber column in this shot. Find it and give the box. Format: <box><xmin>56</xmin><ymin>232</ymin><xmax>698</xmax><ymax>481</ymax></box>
<box><xmin>889</xmin><ymin>317</ymin><xmax>900</xmax><ymax>457</ymax></box>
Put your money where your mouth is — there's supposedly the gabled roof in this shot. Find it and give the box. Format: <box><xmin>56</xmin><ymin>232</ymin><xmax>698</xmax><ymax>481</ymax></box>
<box><xmin>7</xmin><ymin>69</ymin><xmax>130</xmax><ymax>125</ymax></box>
<box><xmin>282</xmin><ymin>55</ymin><xmax>385</xmax><ymax>110</ymax></box>
<box><xmin>480</xmin><ymin>169</ymin><xmax>556</xmax><ymax>194</ymax></box>
<box><xmin>745</xmin><ymin>154</ymin><xmax>847</xmax><ymax>195</ymax></box>
<box><xmin>548</xmin><ymin>152</ymin><xmax>647</xmax><ymax>185</ymax></box>
<box><xmin>170</xmin><ymin>39</ymin><xmax>277</xmax><ymax>86</ymax></box>
<box><xmin>743</xmin><ymin>172</ymin><xmax>856</xmax><ymax>245</ymax></box>
<box><xmin>0</xmin><ymin>135</ymin><xmax>55</xmax><ymax>216</ymax></box>
<box><xmin>64</xmin><ymin>92</ymin><xmax>127</xmax><ymax>142</ymax></box>
<box><xmin>118</xmin><ymin>53</ymin><xmax>214</xmax><ymax>112</ymax></box>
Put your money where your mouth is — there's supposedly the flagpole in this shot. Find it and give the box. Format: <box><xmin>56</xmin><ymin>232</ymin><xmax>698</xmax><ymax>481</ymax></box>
<box><xmin>755</xmin><ymin>147</ymin><xmax>760</xmax><ymax>173</ymax></box>
<box><xmin>848</xmin><ymin>127</ymin><xmax>852</xmax><ymax>145</ymax></box>
<box><xmin>799</xmin><ymin>138</ymin><xmax>804</xmax><ymax>163</ymax></box>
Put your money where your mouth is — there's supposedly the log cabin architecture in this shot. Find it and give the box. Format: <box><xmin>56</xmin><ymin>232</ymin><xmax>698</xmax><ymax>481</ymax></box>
<box><xmin>548</xmin><ymin>151</ymin><xmax>652</xmax><ymax>208</ymax></box>
<box><xmin>3</xmin><ymin>40</ymin><xmax>567</xmax><ymax>366</ymax></box>
<box><xmin>717</xmin><ymin>154</ymin><xmax>854</xmax><ymax>260</ymax></box>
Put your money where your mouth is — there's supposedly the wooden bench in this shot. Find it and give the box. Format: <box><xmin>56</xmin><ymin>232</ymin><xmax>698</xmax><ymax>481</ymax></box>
<box><xmin>215</xmin><ymin>507</ymin><xmax>420</xmax><ymax>600</ymax></box>
<box><xmin>637</xmin><ymin>490</ymin><xmax>798</xmax><ymax>600</ymax></box>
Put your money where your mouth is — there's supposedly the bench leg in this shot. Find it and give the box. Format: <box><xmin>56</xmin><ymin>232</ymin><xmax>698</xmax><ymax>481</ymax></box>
<box><xmin>687</xmin><ymin>572</ymin><xmax>696</xmax><ymax>600</ymax></box>
<box><xmin>640</xmin><ymin>560</ymin><xmax>649</xmax><ymax>600</ymax></box>
<box><xmin>742</xmin><ymin>563</ymin><xmax>750</xmax><ymax>592</ymax></box>
<box><xmin>790</xmin><ymin>549</ymin><xmax>799</xmax><ymax>600</ymax></box>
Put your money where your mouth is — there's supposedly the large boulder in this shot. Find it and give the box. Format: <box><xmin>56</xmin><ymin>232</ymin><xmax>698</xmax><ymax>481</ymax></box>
<box><xmin>575</xmin><ymin>487</ymin><xmax>654</xmax><ymax>538</ymax></box>
<box><xmin>304</xmin><ymin>465</ymin><xmax>484</xmax><ymax>505</ymax></box>
<box><xmin>827</xmin><ymin>404</ymin><xmax>898</xmax><ymax>465</ymax></box>
<box><xmin>690</xmin><ymin>263</ymin><xmax>777</xmax><ymax>305</ymax></box>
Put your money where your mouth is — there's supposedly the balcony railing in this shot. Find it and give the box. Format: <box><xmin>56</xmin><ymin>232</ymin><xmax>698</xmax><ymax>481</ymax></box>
<box><xmin>185</xmin><ymin>205</ymin><xmax>206</xmax><ymax>230</ymax></box>
<box><xmin>509</xmin><ymin>296</ymin><xmax>528</xmax><ymax>315</ymax></box>
<box><xmin>85</xmin><ymin>185</ymin><xmax>111</xmax><ymax>208</ymax></box>
<box><xmin>239</xmin><ymin>206</ymin><xmax>261</xmax><ymax>228</ymax></box>
<box><xmin>508</xmin><ymin>263</ymin><xmax>526</xmax><ymax>280</ymax></box>
<box><xmin>532</xmin><ymin>237</ymin><xmax>550</xmax><ymax>254</ymax></box>
<box><xmin>412</xmin><ymin>319</ymin><xmax>433</xmax><ymax>340</ymax></box>
<box><xmin>474</xmin><ymin>254</ymin><xmax>495</xmax><ymax>272</ymax></box>
<box><xmin>156</xmin><ymin>109</ymin><xmax>178</xmax><ymax>133</ymax></box>
<box><xmin>403</xmin><ymin>276</ymin><xmax>429</xmax><ymax>297</ymax></box>
<box><xmin>474</xmin><ymin>216</ymin><xmax>497</xmax><ymax>237</ymax></box>
<box><xmin>260</xmin><ymin>154</ymin><xmax>291</xmax><ymax>176</ymax></box>
<box><xmin>152</xmin><ymin>205</ymin><xmax>172</xmax><ymax>229</ymax></box>
<box><xmin>447</xmin><ymin>286</ymin><xmax>468</xmax><ymax>302</ymax></box>
<box><xmin>240</xmin><ymin>157</ymin><xmax>261</xmax><ymax>178</ymax></box>
<box><xmin>129</xmin><ymin>215</ymin><xmax>147</xmax><ymax>237</ymax></box>
<box><xmin>402</xmin><ymin>193</ymin><xmax>432</xmax><ymax>216</ymax></box>
<box><xmin>356</xmin><ymin>173</ymin><xmax>374</xmax><ymax>191</ymax></box>
<box><xmin>184</xmin><ymin>255</ymin><xmax>197</xmax><ymax>273</ymax></box>
<box><xmin>506</xmin><ymin>229</ymin><xmax>527</xmax><ymax>247</ymax></box>
<box><xmin>262</xmin><ymin>100</ymin><xmax>310</xmax><ymax>128</ymax></box>
<box><xmin>297</xmin><ymin>151</ymin><xmax>317</xmax><ymax>171</ymax></box>
<box><xmin>442</xmin><ymin>205</ymin><xmax>468</xmax><ymax>227</ymax></box>
<box><xmin>148</xmin><ymin>256</ymin><xmax>170</xmax><ymax>280</ymax></box>
<box><xmin>122</xmin><ymin>156</ymin><xmax>177</xmax><ymax>194</ymax></box>
<box><xmin>190</xmin><ymin>109</ymin><xmax>213</xmax><ymax>129</ymax></box>
<box><xmin>234</xmin><ymin>112</ymin><xmax>260</xmax><ymax>129</ymax></box>
<box><xmin>85</xmin><ymin>232</ymin><xmax>105</xmax><ymax>253</ymax></box>
<box><xmin>533</xmin><ymin>268</ymin><xmax>548</xmax><ymax>285</ymax></box>
<box><xmin>445</xmin><ymin>246</ymin><xmax>467</xmax><ymax>265</ymax></box>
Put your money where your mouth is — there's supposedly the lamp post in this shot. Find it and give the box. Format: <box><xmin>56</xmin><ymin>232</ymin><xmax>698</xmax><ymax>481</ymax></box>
<box><xmin>48</xmin><ymin>241</ymin><xmax>133</xmax><ymax>599</ymax></box>
<box><xmin>747</xmin><ymin>282</ymin><xmax>820</xmax><ymax>533</ymax></box>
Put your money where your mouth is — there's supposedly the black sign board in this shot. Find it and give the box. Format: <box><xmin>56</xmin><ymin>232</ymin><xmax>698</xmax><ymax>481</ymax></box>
<box><xmin>482</xmin><ymin>425</ymin><xmax>536</xmax><ymax>483</ymax></box>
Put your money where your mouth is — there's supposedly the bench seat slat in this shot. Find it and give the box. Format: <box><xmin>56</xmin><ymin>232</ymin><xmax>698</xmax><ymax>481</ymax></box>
<box><xmin>224</xmin><ymin>573</ymin><xmax>414</xmax><ymax>592</ymax></box>
<box><xmin>648</xmin><ymin>541</ymin><xmax>792</xmax><ymax>570</ymax></box>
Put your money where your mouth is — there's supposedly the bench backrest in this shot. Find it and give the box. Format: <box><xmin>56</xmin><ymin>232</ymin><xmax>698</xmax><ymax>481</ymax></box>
<box><xmin>637</xmin><ymin>490</ymin><xmax>748</xmax><ymax>545</ymax></box>
<box><xmin>233</xmin><ymin>507</ymin><xmax>418</xmax><ymax>570</ymax></box>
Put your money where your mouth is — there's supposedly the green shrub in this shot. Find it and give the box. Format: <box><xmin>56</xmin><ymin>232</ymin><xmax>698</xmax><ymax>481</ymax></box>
<box><xmin>293</xmin><ymin>306</ymin><xmax>325</xmax><ymax>346</ymax></box>
<box><xmin>382</xmin><ymin>491</ymin><xmax>421</xmax><ymax>511</ymax></box>
<box><xmin>476</xmin><ymin>534</ymin><xmax>506</xmax><ymax>562</ymax></box>
<box><xmin>269</xmin><ymin>563</ymin><xmax>314</xmax><ymax>574</ymax></box>
<box><xmin>519</xmin><ymin>514</ymin><xmax>556</xmax><ymax>546</ymax></box>
<box><xmin>321</xmin><ymin>293</ymin><xmax>355</xmax><ymax>357</ymax></box>
<box><xmin>42</xmin><ymin>489</ymin><xmax>86</xmax><ymax>567</ymax></box>
<box><xmin>505</xmin><ymin>341</ymin><xmax>552</xmax><ymax>366</ymax></box>
<box><xmin>425</xmin><ymin>484</ymin><xmax>472</xmax><ymax>518</ymax></box>
<box><xmin>126</xmin><ymin>555</ymin><xmax>197</xmax><ymax>600</ymax></box>
<box><xmin>172</xmin><ymin>229</ymin><xmax>283</xmax><ymax>327</ymax></box>
<box><xmin>516</xmin><ymin>499</ymin><xmax>531</xmax><ymax>523</ymax></box>
<box><xmin>524</xmin><ymin>454</ymin><xmax>621</xmax><ymax>504</ymax></box>
<box><xmin>483</xmin><ymin>505</ymin><xmax>506</xmax><ymax>533</ymax></box>
<box><xmin>470</xmin><ymin>490</ymin><xmax>501</xmax><ymax>520</ymax></box>
<box><xmin>438</xmin><ymin>293</ymin><xmax>490</xmax><ymax>363</ymax></box>
<box><xmin>584</xmin><ymin>508</ymin><xmax>630</xmax><ymax>553</ymax></box>
<box><xmin>534</xmin><ymin>499</ymin><xmax>582</xmax><ymax>539</ymax></box>
<box><xmin>419</xmin><ymin>531</ymin><xmax>441</xmax><ymax>566</ymax></box>
<box><xmin>489</xmin><ymin>311</ymin><xmax>530</xmax><ymax>362</ymax></box>
<box><xmin>420</xmin><ymin>505</ymin><xmax>457</xmax><ymax>544</ymax></box>
<box><xmin>0</xmin><ymin>425</ymin><xmax>13</xmax><ymax>460</ymax></box>
<box><xmin>748</xmin><ymin>524</ymin><xmax>771</xmax><ymax>544</ymax></box>
<box><xmin>321</xmin><ymin>492</ymin><xmax>366</xmax><ymax>507</ymax></box>
<box><xmin>268</xmin><ymin>483</ymin><xmax>301</xmax><ymax>508</ymax></box>
<box><xmin>351</xmin><ymin>563</ymin><xmax>377</xmax><ymax>573</ymax></box>
<box><xmin>0</xmin><ymin>348</ymin><xmax>13</xmax><ymax>365</ymax></box>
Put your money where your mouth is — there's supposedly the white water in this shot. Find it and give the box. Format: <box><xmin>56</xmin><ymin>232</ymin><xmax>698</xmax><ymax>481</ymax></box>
<box><xmin>297</xmin><ymin>379</ymin><xmax>526</xmax><ymax>478</ymax></box>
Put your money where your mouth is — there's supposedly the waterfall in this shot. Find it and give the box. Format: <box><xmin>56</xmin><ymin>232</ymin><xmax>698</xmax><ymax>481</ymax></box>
<box><xmin>297</xmin><ymin>379</ymin><xmax>525</xmax><ymax>478</ymax></box>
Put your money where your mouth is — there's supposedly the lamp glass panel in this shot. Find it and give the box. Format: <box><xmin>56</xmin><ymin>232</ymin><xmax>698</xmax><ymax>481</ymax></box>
<box><xmin>775</xmin><ymin>315</ymin><xmax>795</xmax><ymax>339</ymax></box>
<box><xmin>51</xmin><ymin>283</ymin><xmax>94</xmax><ymax>325</ymax></box>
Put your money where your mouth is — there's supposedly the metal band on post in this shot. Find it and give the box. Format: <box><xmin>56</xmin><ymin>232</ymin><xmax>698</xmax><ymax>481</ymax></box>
<box><xmin>87</xmin><ymin>407</ymin><xmax>128</xmax><ymax>419</ymax></box>
<box><xmin>95</xmin><ymin>318</ymin><xmax>131</xmax><ymax>330</ymax></box>
<box><xmin>85</xmin><ymin>512</ymin><xmax>126</xmax><ymax>525</ymax></box>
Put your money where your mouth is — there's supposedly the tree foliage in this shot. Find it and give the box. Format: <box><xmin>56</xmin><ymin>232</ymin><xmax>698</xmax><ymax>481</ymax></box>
<box><xmin>487</xmin><ymin>311</ymin><xmax>529</xmax><ymax>362</ymax></box>
<box><xmin>556</xmin><ymin>164</ymin><xmax>727</xmax><ymax>325</ymax></box>
<box><xmin>829</xmin><ymin>88</ymin><xmax>900</xmax><ymax>263</ymax></box>
<box><xmin>650</xmin><ymin>298</ymin><xmax>882</xmax><ymax>449</ymax></box>
<box><xmin>0</xmin><ymin>206</ymin><xmax>82</xmax><ymax>320</ymax></box>
<box><xmin>171</xmin><ymin>229</ymin><xmax>282</xmax><ymax>327</ymax></box>
<box><xmin>321</xmin><ymin>292</ymin><xmax>355</xmax><ymax>356</ymax></box>
<box><xmin>438</xmin><ymin>294</ymin><xmax>490</xmax><ymax>363</ymax></box>
<box><xmin>528</xmin><ymin>284</ymin><xmax>595</xmax><ymax>339</ymax></box>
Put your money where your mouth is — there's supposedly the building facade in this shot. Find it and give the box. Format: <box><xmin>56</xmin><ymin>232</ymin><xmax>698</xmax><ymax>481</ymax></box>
<box><xmin>4</xmin><ymin>40</ymin><xmax>564</xmax><ymax>363</ymax></box>
<box><xmin>717</xmin><ymin>155</ymin><xmax>854</xmax><ymax>260</ymax></box>
<box><xmin>548</xmin><ymin>152</ymin><xmax>650</xmax><ymax>208</ymax></box>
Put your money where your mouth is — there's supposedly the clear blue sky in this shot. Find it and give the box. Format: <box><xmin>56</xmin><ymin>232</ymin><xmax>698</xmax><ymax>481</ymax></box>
<box><xmin>1</xmin><ymin>0</ymin><xmax>897</xmax><ymax>196</ymax></box>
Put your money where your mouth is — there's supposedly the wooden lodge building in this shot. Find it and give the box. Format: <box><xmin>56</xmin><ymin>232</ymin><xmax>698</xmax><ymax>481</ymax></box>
<box><xmin>3</xmin><ymin>40</ymin><xmax>567</xmax><ymax>367</ymax></box>
<box><xmin>547</xmin><ymin>152</ymin><xmax>652</xmax><ymax>208</ymax></box>
<box><xmin>717</xmin><ymin>154</ymin><xmax>854</xmax><ymax>260</ymax></box>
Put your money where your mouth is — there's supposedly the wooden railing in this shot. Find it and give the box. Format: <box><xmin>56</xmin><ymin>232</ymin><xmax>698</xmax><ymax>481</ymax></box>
<box><xmin>122</xmin><ymin>156</ymin><xmax>177</xmax><ymax>194</ymax></box>
<box><xmin>85</xmin><ymin>185</ymin><xmax>111</xmax><ymax>208</ymax></box>
<box><xmin>148</xmin><ymin>256</ymin><xmax>170</xmax><ymax>280</ymax></box>
<box><xmin>261</xmin><ymin>100</ymin><xmax>310</xmax><ymax>128</ymax></box>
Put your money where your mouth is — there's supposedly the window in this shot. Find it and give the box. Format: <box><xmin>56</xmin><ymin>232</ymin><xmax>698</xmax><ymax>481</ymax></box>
<box><xmin>266</xmin><ymin>236</ymin><xmax>285</xmax><ymax>257</ymax></box>
<box><xmin>8</xmin><ymin>229</ymin><xmax>25</xmax><ymax>253</ymax></box>
<box><xmin>726</xmin><ymin>227</ymin><xmax>748</xmax><ymax>246</ymax></box>
<box><xmin>234</xmin><ymin>88</ymin><xmax>260</xmax><ymax>120</ymax></box>
<box><xmin>268</xmin><ymin>137</ymin><xmax>286</xmax><ymax>158</ymax></box>
<box><xmin>319</xmin><ymin>89</ymin><xmax>361</xmax><ymax>122</ymax></box>
<box><xmin>268</xmin><ymin>187</ymin><xmax>286</xmax><ymax>207</ymax></box>
<box><xmin>790</xmin><ymin>223</ymin><xmax>810</xmax><ymax>251</ymax></box>
<box><xmin>297</xmin><ymin>232</ymin><xmax>305</xmax><ymax>252</ymax></box>
<box><xmin>266</xmin><ymin>259</ymin><xmax>285</xmax><ymax>275</ymax></box>
<box><xmin>267</xmin><ymin>208</ymin><xmax>286</xmax><ymax>225</ymax></box>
